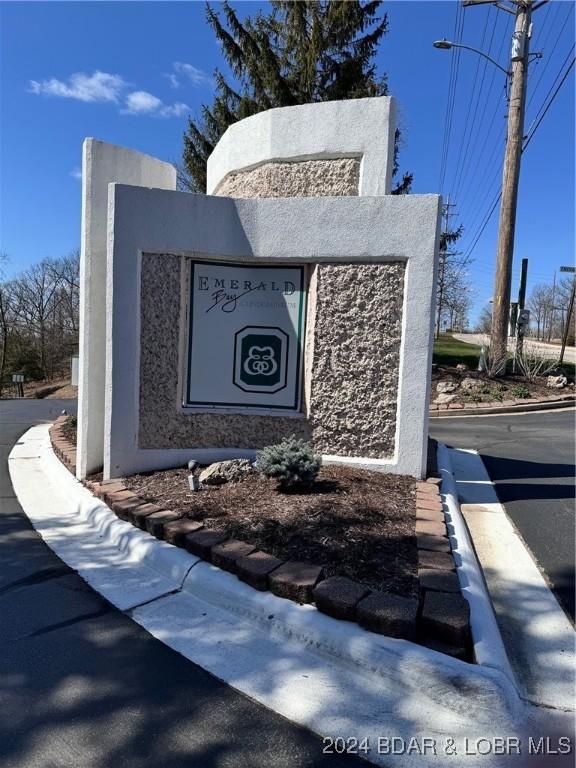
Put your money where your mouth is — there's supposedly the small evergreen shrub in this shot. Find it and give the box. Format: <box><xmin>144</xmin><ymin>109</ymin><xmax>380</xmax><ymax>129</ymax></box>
<box><xmin>256</xmin><ymin>436</ymin><xmax>320</xmax><ymax>490</ymax></box>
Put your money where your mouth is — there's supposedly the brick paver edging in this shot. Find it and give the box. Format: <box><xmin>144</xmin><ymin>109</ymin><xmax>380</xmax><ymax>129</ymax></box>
<box><xmin>49</xmin><ymin>419</ymin><xmax>472</xmax><ymax>662</ymax></box>
<box><xmin>430</xmin><ymin>392</ymin><xmax>575</xmax><ymax>417</ymax></box>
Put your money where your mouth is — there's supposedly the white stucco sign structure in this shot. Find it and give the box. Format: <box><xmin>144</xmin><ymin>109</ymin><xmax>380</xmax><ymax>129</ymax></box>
<box><xmin>76</xmin><ymin>96</ymin><xmax>441</xmax><ymax>480</ymax></box>
<box><xmin>187</xmin><ymin>261</ymin><xmax>305</xmax><ymax>410</ymax></box>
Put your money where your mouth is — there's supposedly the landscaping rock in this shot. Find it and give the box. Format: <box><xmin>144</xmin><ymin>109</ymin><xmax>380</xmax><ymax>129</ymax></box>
<box><xmin>145</xmin><ymin>510</ymin><xmax>180</xmax><ymax>539</ymax></box>
<box><xmin>356</xmin><ymin>591</ymin><xmax>418</xmax><ymax>640</ymax></box>
<box><xmin>184</xmin><ymin>529</ymin><xmax>228</xmax><ymax>560</ymax></box>
<box><xmin>456</xmin><ymin>363</ymin><xmax>468</xmax><ymax>372</ymax></box>
<box><xmin>130</xmin><ymin>503</ymin><xmax>165</xmax><ymax>529</ymax></box>
<box><xmin>111</xmin><ymin>497</ymin><xmax>147</xmax><ymax>522</ymax></box>
<box><xmin>416</xmin><ymin>519</ymin><xmax>447</xmax><ymax>538</ymax></box>
<box><xmin>418</xmin><ymin>568</ymin><xmax>461</xmax><ymax>594</ymax></box>
<box><xmin>434</xmin><ymin>393</ymin><xmax>457</xmax><ymax>405</ymax></box>
<box><xmin>94</xmin><ymin>481</ymin><xmax>125</xmax><ymax>503</ymax></box>
<box><xmin>163</xmin><ymin>518</ymin><xmax>204</xmax><ymax>546</ymax></box>
<box><xmin>416</xmin><ymin>495</ymin><xmax>442</xmax><ymax>512</ymax></box>
<box><xmin>211</xmin><ymin>539</ymin><xmax>256</xmax><ymax>573</ymax></box>
<box><xmin>547</xmin><ymin>375</ymin><xmax>567</xmax><ymax>389</ymax></box>
<box><xmin>269</xmin><ymin>561</ymin><xmax>324</xmax><ymax>603</ymax></box>
<box><xmin>107</xmin><ymin>490</ymin><xmax>143</xmax><ymax>516</ymax></box>
<box><xmin>199</xmin><ymin>459</ymin><xmax>253</xmax><ymax>486</ymax></box>
<box><xmin>436</xmin><ymin>380</ymin><xmax>458</xmax><ymax>394</ymax></box>
<box><xmin>420</xmin><ymin>637</ymin><xmax>469</xmax><ymax>661</ymax></box>
<box><xmin>416</xmin><ymin>506</ymin><xmax>445</xmax><ymax>524</ymax></box>
<box><xmin>313</xmin><ymin>576</ymin><xmax>370</xmax><ymax>621</ymax></box>
<box><xmin>419</xmin><ymin>550</ymin><xmax>455</xmax><ymax>571</ymax></box>
<box><xmin>420</xmin><ymin>591</ymin><xmax>471</xmax><ymax>646</ymax></box>
<box><xmin>461</xmin><ymin>377</ymin><xmax>482</xmax><ymax>390</ymax></box>
<box><xmin>417</xmin><ymin>533</ymin><xmax>451</xmax><ymax>553</ymax></box>
<box><xmin>236</xmin><ymin>551</ymin><xmax>284</xmax><ymax>591</ymax></box>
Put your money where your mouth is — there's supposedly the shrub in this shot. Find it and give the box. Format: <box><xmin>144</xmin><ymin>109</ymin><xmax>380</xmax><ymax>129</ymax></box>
<box><xmin>256</xmin><ymin>436</ymin><xmax>320</xmax><ymax>490</ymax></box>
<box><xmin>511</xmin><ymin>384</ymin><xmax>530</xmax><ymax>399</ymax></box>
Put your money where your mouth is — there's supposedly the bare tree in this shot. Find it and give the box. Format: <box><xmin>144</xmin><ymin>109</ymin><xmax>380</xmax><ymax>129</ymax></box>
<box><xmin>528</xmin><ymin>283</ymin><xmax>552</xmax><ymax>340</ymax></box>
<box><xmin>475</xmin><ymin>306</ymin><xmax>492</xmax><ymax>334</ymax></box>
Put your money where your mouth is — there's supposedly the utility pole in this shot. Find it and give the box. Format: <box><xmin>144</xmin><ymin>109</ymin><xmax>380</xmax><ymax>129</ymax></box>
<box><xmin>437</xmin><ymin>0</ymin><xmax>546</xmax><ymax>371</ymax></box>
<box><xmin>489</xmin><ymin>0</ymin><xmax>532</xmax><ymax>374</ymax></box>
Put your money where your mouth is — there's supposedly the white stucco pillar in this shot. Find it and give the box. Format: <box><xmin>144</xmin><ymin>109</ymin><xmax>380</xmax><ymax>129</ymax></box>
<box><xmin>76</xmin><ymin>139</ymin><xmax>176</xmax><ymax>478</ymax></box>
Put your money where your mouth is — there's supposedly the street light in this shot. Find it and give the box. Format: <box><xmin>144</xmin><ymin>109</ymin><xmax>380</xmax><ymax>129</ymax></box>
<box><xmin>433</xmin><ymin>1</ymin><xmax>537</xmax><ymax>376</ymax></box>
<box><xmin>432</xmin><ymin>39</ymin><xmax>510</xmax><ymax>75</ymax></box>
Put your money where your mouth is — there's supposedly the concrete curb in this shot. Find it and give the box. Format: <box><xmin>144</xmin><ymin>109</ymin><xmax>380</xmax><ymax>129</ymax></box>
<box><xmin>448</xmin><ymin>448</ymin><xmax>576</xmax><ymax>713</ymax></box>
<box><xmin>10</xmin><ymin>424</ymin><xmax>531</xmax><ymax>767</ymax></box>
<box><xmin>437</xmin><ymin>444</ymin><xmax>516</xmax><ymax>684</ymax></box>
<box><xmin>430</xmin><ymin>396</ymin><xmax>575</xmax><ymax>418</ymax></box>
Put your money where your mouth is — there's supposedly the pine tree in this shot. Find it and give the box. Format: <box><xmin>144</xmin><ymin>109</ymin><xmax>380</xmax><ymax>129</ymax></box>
<box><xmin>181</xmin><ymin>1</ymin><xmax>412</xmax><ymax>194</ymax></box>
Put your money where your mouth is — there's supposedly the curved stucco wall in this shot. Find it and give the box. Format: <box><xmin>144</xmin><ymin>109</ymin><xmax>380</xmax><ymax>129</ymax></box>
<box><xmin>215</xmin><ymin>158</ymin><xmax>360</xmax><ymax>199</ymax></box>
<box><xmin>207</xmin><ymin>97</ymin><xmax>396</xmax><ymax>196</ymax></box>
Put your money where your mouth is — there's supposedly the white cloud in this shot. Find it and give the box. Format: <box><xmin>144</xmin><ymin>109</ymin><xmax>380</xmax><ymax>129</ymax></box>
<box><xmin>69</xmin><ymin>166</ymin><xmax>82</xmax><ymax>181</ymax></box>
<box><xmin>159</xmin><ymin>102</ymin><xmax>190</xmax><ymax>118</ymax></box>
<box><xmin>122</xmin><ymin>90</ymin><xmax>189</xmax><ymax>118</ymax></box>
<box><xmin>122</xmin><ymin>90</ymin><xmax>163</xmax><ymax>114</ymax></box>
<box><xmin>29</xmin><ymin>70</ymin><xmax>125</xmax><ymax>103</ymax></box>
<box><xmin>165</xmin><ymin>73</ymin><xmax>180</xmax><ymax>90</ymax></box>
<box><xmin>171</xmin><ymin>62</ymin><xmax>214</xmax><ymax>89</ymax></box>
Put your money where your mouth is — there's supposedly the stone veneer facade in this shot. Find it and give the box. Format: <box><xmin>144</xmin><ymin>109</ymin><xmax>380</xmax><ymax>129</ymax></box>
<box><xmin>215</xmin><ymin>158</ymin><xmax>361</xmax><ymax>198</ymax></box>
<box><xmin>138</xmin><ymin>156</ymin><xmax>405</xmax><ymax>460</ymax></box>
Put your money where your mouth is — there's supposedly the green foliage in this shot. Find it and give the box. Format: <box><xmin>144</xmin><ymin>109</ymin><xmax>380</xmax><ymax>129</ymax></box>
<box><xmin>511</xmin><ymin>384</ymin><xmax>530</xmax><ymax>399</ymax></box>
<box><xmin>489</xmin><ymin>383</ymin><xmax>507</xmax><ymax>402</ymax></box>
<box><xmin>257</xmin><ymin>435</ymin><xmax>320</xmax><ymax>490</ymax></box>
<box><xmin>182</xmin><ymin>1</ymin><xmax>412</xmax><ymax>194</ymax></box>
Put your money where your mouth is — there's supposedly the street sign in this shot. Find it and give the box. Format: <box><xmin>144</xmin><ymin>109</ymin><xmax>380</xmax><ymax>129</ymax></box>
<box><xmin>560</xmin><ymin>266</ymin><xmax>575</xmax><ymax>273</ymax></box>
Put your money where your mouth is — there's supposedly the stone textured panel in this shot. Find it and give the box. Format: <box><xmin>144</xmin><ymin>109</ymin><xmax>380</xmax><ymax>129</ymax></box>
<box><xmin>139</xmin><ymin>255</ymin><xmax>403</xmax><ymax>460</ymax></box>
<box><xmin>215</xmin><ymin>159</ymin><xmax>360</xmax><ymax>199</ymax></box>
<box><xmin>309</xmin><ymin>263</ymin><xmax>404</xmax><ymax>458</ymax></box>
<box><xmin>138</xmin><ymin>253</ymin><xmax>311</xmax><ymax>450</ymax></box>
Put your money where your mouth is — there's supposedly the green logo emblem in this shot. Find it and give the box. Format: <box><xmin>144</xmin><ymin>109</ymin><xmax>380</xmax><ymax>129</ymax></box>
<box><xmin>234</xmin><ymin>327</ymin><xmax>288</xmax><ymax>393</ymax></box>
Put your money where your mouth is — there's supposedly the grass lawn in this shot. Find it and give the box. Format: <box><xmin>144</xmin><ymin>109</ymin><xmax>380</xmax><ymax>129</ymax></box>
<box><xmin>433</xmin><ymin>334</ymin><xmax>482</xmax><ymax>369</ymax></box>
<box><xmin>432</xmin><ymin>333</ymin><xmax>576</xmax><ymax>378</ymax></box>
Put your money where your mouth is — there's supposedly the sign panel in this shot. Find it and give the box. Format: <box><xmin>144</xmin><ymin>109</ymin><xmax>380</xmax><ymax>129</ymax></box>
<box><xmin>186</xmin><ymin>261</ymin><xmax>305</xmax><ymax>410</ymax></box>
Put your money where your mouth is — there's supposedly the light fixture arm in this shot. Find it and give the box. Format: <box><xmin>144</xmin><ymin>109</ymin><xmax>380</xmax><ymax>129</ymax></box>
<box><xmin>433</xmin><ymin>40</ymin><xmax>511</xmax><ymax>76</ymax></box>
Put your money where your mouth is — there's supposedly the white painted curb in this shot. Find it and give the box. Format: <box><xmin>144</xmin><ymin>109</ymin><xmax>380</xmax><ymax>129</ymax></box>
<box><xmin>437</xmin><ymin>443</ymin><xmax>516</xmax><ymax>685</ymax></box>
<box><xmin>10</xmin><ymin>424</ymin><xmax>531</xmax><ymax>767</ymax></box>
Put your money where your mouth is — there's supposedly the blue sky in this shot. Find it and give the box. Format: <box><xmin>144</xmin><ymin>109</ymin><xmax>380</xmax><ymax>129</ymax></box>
<box><xmin>1</xmin><ymin>0</ymin><xmax>574</xmax><ymax>324</ymax></box>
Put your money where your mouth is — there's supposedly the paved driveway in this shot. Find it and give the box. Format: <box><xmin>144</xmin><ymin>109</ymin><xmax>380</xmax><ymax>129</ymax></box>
<box><xmin>431</xmin><ymin>409</ymin><xmax>576</xmax><ymax>622</ymax></box>
<box><xmin>0</xmin><ymin>399</ymin><xmax>363</xmax><ymax>768</ymax></box>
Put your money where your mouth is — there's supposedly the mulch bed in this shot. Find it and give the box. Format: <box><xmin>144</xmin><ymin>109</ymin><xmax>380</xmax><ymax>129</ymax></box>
<box><xmin>125</xmin><ymin>466</ymin><xmax>418</xmax><ymax>598</ymax></box>
<box><xmin>61</xmin><ymin>416</ymin><xmax>77</xmax><ymax>446</ymax></box>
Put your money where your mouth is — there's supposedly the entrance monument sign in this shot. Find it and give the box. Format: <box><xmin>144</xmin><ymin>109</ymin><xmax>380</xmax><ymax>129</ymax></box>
<box><xmin>76</xmin><ymin>96</ymin><xmax>440</xmax><ymax>480</ymax></box>
<box><xmin>187</xmin><ymin>261</ymin><xmax>305</xmax><ymax>410</ymax></box>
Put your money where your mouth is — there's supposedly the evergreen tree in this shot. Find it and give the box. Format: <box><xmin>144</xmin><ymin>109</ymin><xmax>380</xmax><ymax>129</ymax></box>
<box><xmin>182</xmin><ymin>1</ymin><xmax>412</xmax><ymax>194</ymax></box>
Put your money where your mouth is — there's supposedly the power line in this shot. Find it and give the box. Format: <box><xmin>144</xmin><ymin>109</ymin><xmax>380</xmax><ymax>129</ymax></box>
<box><xmin>449</xmin><ymin>5</ymin><xmax>493</xmax><ymax>202</ymax></box>
<box><xmin>523</xmin><ymin>53</ymin><xmax>575</xmax><ymax>151</ymax></box>
<box><xmin>456</xmin><ymin>48</ymin><xmax>574</xmax><ymax>269</ymax></box>
<box><xmin>439</xmin><ymin>3</ymin><xmax>465</xmax><ymax>194</ymax></box>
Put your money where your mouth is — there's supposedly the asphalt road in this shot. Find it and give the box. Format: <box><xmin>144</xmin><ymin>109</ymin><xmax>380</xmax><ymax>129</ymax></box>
<box><xmin>0</xmin><ymin>399</ymin><xmax>365</xmax><ymax>768</ymax></box>
<box><xmin>430</xmin><ymin>408</ymin><xmax>576</xmax><ymax>622</ymax></box>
